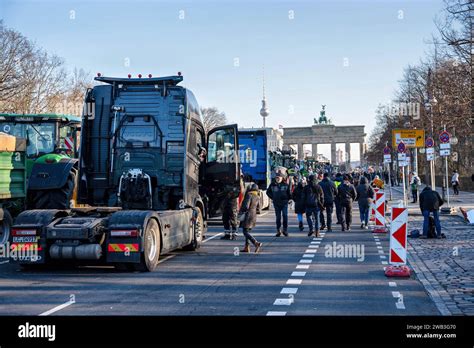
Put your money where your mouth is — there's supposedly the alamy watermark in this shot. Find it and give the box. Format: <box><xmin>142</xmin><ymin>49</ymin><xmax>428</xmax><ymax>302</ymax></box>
<box><xmin>378</xmin><ymin>102</ymin><xmax>420</xmax><ymax>120</ymax></box>
<box><xmin>0</xmin><ymin>242</ymin><xmax>40</xmax><ymax>262</ymax></box>
<box><xmin>214</xmin><ymin>149</ymin><xmax>258</xmax><ymax>167</ymax></box>
<box><xmin>324</xmin><ymin>242</ymin><xmax>365</xmax><ymax>262</ymax></box>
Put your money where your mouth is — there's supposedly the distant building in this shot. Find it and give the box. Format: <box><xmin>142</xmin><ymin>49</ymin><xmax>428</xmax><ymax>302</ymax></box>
<box><xmin>336</xmin><ymin>148</ymin><xmax>344</xmax><ymax>164</ymax></box>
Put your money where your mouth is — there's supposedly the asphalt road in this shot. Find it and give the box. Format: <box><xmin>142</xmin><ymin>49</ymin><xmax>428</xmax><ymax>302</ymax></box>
<box><xmin>0</xmin><ymin>204</ymin><xmax>440</xmax><ymax>316</ymax></box>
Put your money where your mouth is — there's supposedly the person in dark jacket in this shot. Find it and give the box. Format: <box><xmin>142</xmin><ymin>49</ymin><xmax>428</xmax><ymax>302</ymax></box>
<box><xmin>337</xmin><ymin>174</ymin><xmax>357</xmax><ymax>231</ymax></box>
<box><xmin>303</xmin><ymin>175</ymin><xmax>324</xmax><ymax>237</ymax></box>
<box><xmin>318</xmin><ymin>172</ymin><xmax>337</xmax><ymax>232</ymax></box>
<box><xmin>419</xmin><ymin>186</ymin><xmax>444</xmax><ymax>238</ymax></box>
<box><xmin>293</xmin><ymin>177</ymin><xmax>307</xmax><ymax>231</ymax></box>
<box><xmin>266</xmin><ymin>173</ymin><xmax>292</xmax><ymax>236</ymax></box>
<box><xmin>239</xmin><ymin>184</ymin><xmax>262</xmax><ymax>253</ymax></box>
<box><xmin>220</xmin><ymin>190</ymin><xmax>239</xmax><ymax>240</ymax></box>
<box><xmin>334</xmin><ymin>172</ymin><xmax>343</xmax><ymax>224</ymax></box>
<box><xmin>356</xmin><ymin>176</ymin><xmax>374</xmax><ymax>229</ymax></box>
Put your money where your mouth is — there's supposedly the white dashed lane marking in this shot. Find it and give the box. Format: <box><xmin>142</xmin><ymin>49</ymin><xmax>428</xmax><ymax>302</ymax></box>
<box><xmin>286</xmin><ymin>279</ymin><xmax>303</xmax><ymax>285</ymax></box>
<box><xmin>281</xmin><ymin>288</ymin><xmax>298</xmax><ymax>294</ymax></box>
<box><xmin>266</xmin><ymin>311</ymin><xmax>286</xmax><ymax>316</ymax></box>
<box><xmin>274</xmin><ymin>298</ymin><xmax>293</xmax><ymax>306</ymax></box>
<box><xmin>296</xmin><ymin>265</ymin><xmax>310</xmax><ymax>269</ymax></box>
<box><xmin>299</xmin><ymin>259</ymin><xmax>312</xmax><ymax>263</ymax></box>
<box><xmin>291</xmin><ymin>271</ymin><xmax>306</xmax><ymax>277</ymax></box>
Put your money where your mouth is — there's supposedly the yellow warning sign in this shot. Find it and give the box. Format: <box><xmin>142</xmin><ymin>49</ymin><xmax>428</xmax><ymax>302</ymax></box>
<box><xmin>392</xmin><ymin>129</ymin><xmax>425</xmax><ymax>148</ymax></box>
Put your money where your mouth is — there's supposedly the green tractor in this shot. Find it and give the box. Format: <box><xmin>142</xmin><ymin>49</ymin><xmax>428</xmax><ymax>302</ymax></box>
<box><xmin>0</xmin><ymin>113</ymin><xmax>81</xmax><ymax>209</ymax></box>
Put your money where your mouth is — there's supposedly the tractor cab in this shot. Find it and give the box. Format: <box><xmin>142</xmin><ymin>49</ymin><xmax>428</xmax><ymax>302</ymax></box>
<box><xmin>0</xmin><ymin>113</ymin><xmax>81</xmax><ymax>209</ymax></box>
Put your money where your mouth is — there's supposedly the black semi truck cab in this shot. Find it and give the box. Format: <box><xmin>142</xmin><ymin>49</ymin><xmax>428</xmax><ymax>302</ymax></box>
<box><xmin>11</xmin><ymin>74</ymin><xmax>241</xmax><ymax>271</ymax></box>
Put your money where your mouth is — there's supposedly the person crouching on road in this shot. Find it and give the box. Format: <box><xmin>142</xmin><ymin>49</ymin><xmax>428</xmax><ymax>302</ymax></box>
<box><xmin>337</xmin><ymin>174</ymin><xmax>357</xmax><ymax>231</ymax></box>
<box><xmin>239</xmin><ymin>184</ymin><xmax>262</xmax><ymax>253</ymax></box>
<box><xmin>293</xmin><ymin>177</ymin><xmax>307</xmax><ymax>231</ymax></box>
<box><xmin>266</xmin><ymin>173</ymin><xmax>292</xmax><ymax>237</ymax></box>
<box><xmin>419</xmin><ymin>186</ymin><xmax>444</xmax><ymax>239</ymax></box>
<box><xmin>220</xmin><ymin>189</ymin><xmax>239</xmax><ymax>240</ymax></box>
<box><xmin>356</xmin><ymin>176</ymin><xmax>374</xmax><ymax>229</ymax></box>
<box><xmin>303</xmin><ymin>175</ymin><xmax>324</xmax><ymax>237</ymax></box>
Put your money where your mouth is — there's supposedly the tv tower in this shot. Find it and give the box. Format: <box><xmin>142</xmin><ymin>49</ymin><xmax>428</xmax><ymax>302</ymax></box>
<box><xmin>259</xmin><ymin>66</ymin><xmax>269</xmax><ymax>128</ymax></box>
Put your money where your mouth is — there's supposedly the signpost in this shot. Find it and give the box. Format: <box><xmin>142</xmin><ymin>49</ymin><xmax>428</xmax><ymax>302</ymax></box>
<box><xmin>397</xmin><ymin>141</ymin><xmax>407</xmax><ymax>206</ymax></box>
<box><xmin>439</xmin><ymin>127</ymin><xmax>451</xmax><ymax>209</ymax></box>
<box><xmin>426</xmin><ymin>136</ymin><xmax>435</xmax><ymax>189</ymax></box>
<box><xmin>383</xmin><ymin>145</ymin><xmax>392</xmax><ymax>200</ymax></box>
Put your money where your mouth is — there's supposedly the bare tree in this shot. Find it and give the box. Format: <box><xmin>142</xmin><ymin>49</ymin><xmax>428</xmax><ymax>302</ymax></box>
<box><xmin>200</xmin><ymin>106</ymin><xmax>228</xmax><ymax>133</ymax></box>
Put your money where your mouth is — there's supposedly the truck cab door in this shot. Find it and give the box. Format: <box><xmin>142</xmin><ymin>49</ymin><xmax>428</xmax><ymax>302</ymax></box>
<box><xmin>205</xmin><ymin>124</ymin><xmax>241</xmax><ymax>216</ymax></box>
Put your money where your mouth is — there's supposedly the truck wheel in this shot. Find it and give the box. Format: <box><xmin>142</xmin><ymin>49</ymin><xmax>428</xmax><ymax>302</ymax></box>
<box><xmin>28</xmin><ymin>170</ymin><xmax>76</xmax><ymax>209</ymax></box>
<box><xmin>135</xmin><ymin>219</ymin><xmax>161</xmax><ymax>272</ymax></box>
<box><xmin>0</xmin><ymin>210</ymin><xmax>12</xmax><ymax>245</ymax></box>
<box><xmin>183</xmin><ymin>208</ymin><xmax>204</xmax><ymax>251</ymax></box>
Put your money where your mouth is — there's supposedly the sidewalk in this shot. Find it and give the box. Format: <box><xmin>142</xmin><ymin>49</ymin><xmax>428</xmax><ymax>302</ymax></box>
<box><xmin>388</xmin><ymin>185</ymin><xmax>474</xmax><ymax>315</ymax></box>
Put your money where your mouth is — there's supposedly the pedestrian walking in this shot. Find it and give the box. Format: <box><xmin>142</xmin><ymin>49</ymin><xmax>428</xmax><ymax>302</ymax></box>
<box><xmin>220</xmin><ymin>190</ymin><xmax>239</xmax><ymax>240</ymax></box>
<box><xmin>303</xmin><ymin>175</ymin><xmax>324</xmax><ymax>237</ymax></box>
<box><xmin>293</xmin><ymin>177</ymin><xmax>307</xmax><ymax>231</ymax></box>
<box><xmin>419</xmin><ymin>186</ymin><xmax>444</xmax><ymax>239</ymax></box>
<box><xmin>239</xmin><ymin>184</ymin><xmax>262</xmax><ymax>253</ymax></box>
<box><xmin>266</xmin><ymin>173</ymin><xmax>292</xmax><ymax>237</ymax></box>
<box><xmin>355</xmin><ymin>176</ymin><xmax>374</xmax><ymax>229</ymax></box>
<box><xmin>410</xmin><ymin>172</ymin><xmax>421</xmax><ymax>203</ymax></box>
<box><xmin>337</xmin><ymin>174</ymin><xmax>357</xmax><ymax>231</ymax></box>
<box><xmin>451</xmin><ymin>170</ymin><xmax>460</xmax><ymax>195</ymax></box>
<box><xmin>318</xmin><ymin>172</ymin><xmax>337</xmax><ymax>232</ymax></box>
<box><xmin>334</xmin><ymin>172</ymin><xmax>343</xmax><ymax>224</ymax></box>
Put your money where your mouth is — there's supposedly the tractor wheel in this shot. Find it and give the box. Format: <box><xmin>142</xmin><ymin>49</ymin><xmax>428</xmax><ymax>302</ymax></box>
<box><xmin>28</xmin><ymin>169</ymin><xmax>76</xmax><ymax>210</ymax></box>
<box><xmin>0</xmin><ymin>209</ymin><xmax>12</xmax><ymax>245</ymax></box>
<box><xmin>134</xmin><ymin>219</ymin><xmax>161</xmax><ymax>272</ymax></box>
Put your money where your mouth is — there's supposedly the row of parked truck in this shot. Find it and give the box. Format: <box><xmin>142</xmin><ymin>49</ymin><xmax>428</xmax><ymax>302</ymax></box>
<box><xmin>0</xmin><ymin>73</ymin><xmax>295</xmax><ymax>271</ymax></box>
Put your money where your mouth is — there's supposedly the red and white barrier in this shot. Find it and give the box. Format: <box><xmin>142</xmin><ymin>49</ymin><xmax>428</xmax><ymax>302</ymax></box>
<box><xmin>373</xmin><ymin>191</ymin><xmax>388</xmax><ymax>233</ymax></box>
<box><xmin>385</xmin><ymin>207</ymin><xmax>411</xmax><ymax>277</ymax></box>
<box><xmin>369</xmin><ymin>188</ymin><xmax>380</xmax><ymax>223</ymax></box>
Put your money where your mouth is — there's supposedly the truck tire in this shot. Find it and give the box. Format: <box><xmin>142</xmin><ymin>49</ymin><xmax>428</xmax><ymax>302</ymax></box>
<box><xmin>183</xmin><ymin>208</ymin><xmax>204</xmax><ymax>251</ymax></box>
<box><xmin>0</xmin><ymin>209</ymin><xmax>12</xmax><ymax>245</ymax></box>
<box><xmin>134</xmin><ymin>218</ymin><xmax>161</xmax><ymax>272</ymax></box>
<box><xmin>28</xmin><ymin>169</ymin><xmax>76</xmax><ymax>209</ymax></box>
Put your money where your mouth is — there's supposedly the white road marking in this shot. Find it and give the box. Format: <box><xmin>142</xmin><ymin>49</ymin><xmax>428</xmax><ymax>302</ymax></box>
<box><xmin>378</xmin><ymin>250</ymin><xmax>384</xmax><ymax>254</ymax></box>
<box><xmin>281</xmin><ymin>288</ymin><xmax>298</xmax><ymax>294</ymax></box>
<box><xmin>0</xmin><ymin>260</ymin><xmax>10</xmax><ymax>264</ymax></box>
<box><xmin>389</xmin><ymin>282</ymin><xmax>397</xmax><ymax>287</ymax></box>
<box><xmin>39</xmin><ymin>298</ymin><xmax>75</xmax><ymax>316</ymax></box>
<box><xmin>274</xmin><ymin>298</ymin><xmax>293</xmax><ymax>305</ymax></box>
<box><xmin>302</xmin><ymin>254</ymin><xmax>315</xmax><ymax>258</ymax></box>
<box><xmin>305</xmin><ymin>249</ymin><xmax>317</xmax><ymax>254</ymax></box>
<box><xmin>202</xmin><ymin>233</ymin><xmax>223</xmax><ymax>243</ymax></box>
<box><xmin>377</xmin><ymin>246</ymin><xmax>383</xmax><ymax>249</ymax></box>
<box><xmin>158</xmin><ymin>255</ymin><xmax>176</xmax><ymax>264</ymax></box>
<box><xmin>380</xmin><ymin>255</ymin><xmax>387</xmax><ymax>259</ymax></box>
<box><xmin>267</xmin><ymin>311</ymin><xmax>286</xmax><ymax>316</ymax></box>
<box><xmin>299</xmin><ymin>259</ymin><xmax>312</xmax><ymax>263</ymax></box>
<box><xmin>310</xmin><ymin>241</ymin><xmax>320</xmax><ymax>244</ymax></box>
<box><xmin>296</xmin><ymin>265</ymin><xmax>310</xmax><ymax>269</ymax></box>
<box><xmin>375</xmin><ymin>242</ymin><xmax>381</xmax><ymax>245</ymax></box>
<box><xmin>313</xmin><ymin>238</ymin><xmax>322</xmax><ymax>241</ymax></box>
<box><xmin>308</xmin><ymin>245</ymin><xmax>319</xmax><ymax>249</ymax></box>
<box><xmin>381</xmin><ymin>261</ymin><xmax>388</xmax><ymax>265</ymax></box>
<box><xmin>291</xmin><ymin>271</ymin><xmax>306</xmax><ymax>277</ymax></box>
<box><xmin>286</xmin><ymin>279</ymin><xmax>303</xmax><ymax>285</ymax></box>
<box><xmin>396</xmin><ymin>302</ymin><xmax>406</xmax><ymax>309</ymax></box>
<box><xmin>392</xmin><ymin>291</ymin><xmax>401</xmax><ymax>298</ymax></box>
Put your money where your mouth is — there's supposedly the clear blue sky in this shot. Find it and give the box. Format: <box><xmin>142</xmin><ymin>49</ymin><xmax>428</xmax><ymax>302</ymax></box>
<box><xmin>1</xmin><ymin>0</ymin><xmax>444</xmax><ymax>159</ymax></box>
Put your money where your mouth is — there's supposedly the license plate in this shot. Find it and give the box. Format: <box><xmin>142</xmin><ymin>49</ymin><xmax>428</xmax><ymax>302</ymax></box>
<box><xmin>12</xmin><ymin>236</ymin><xmax>37</xmax><ymax>243</ymax></box>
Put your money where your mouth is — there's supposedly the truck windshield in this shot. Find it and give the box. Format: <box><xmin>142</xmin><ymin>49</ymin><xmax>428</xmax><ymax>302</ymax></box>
<box><xmin>0</xmin><ymin>122</ymin><xmax>56</xmax><ymax>158</ymax></box>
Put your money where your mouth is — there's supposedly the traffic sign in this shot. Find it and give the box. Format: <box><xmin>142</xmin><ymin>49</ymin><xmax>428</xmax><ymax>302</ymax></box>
<box><xmin>397</xmin><ymin>142</ymin><xmax>406</xmax><ymax>153</ymax></box>
<box><xmin>440</xmin><ymin>149</ymin><xmax>451</xmax><ymax>156</ymax></box>
<box><xmin>392</xmin><ymin>129</ymin><xmax>425</xmax><ymax>148</ymax></box>
<box><xmin>426</xmin><ymin>153</ymin><xmax>434</xmax><ymax>161</ymax></box>
<box><xmin>440</xmin><ymin>143</ymin><xmax>451</xmax><ymax>150</ymax></box>
<box><xmin>452</xmin><ymin>152</ymin><xmax>458</xmax><ymax>161</ymax></box>
<box><xmin>425</xmin><ymin>137</ymin><xmax>434</xmax><ymax>148</ymax></box>
<box><xmin>439</xmin><ymin>130</ymin><xmax>450</xmax><ymax>143</ymax></box>
<box><xmin>383</xmin><ymin>147</ymin><xmax>391</xmax><ymax>155</ymax></box>
<box><xmin>383</xmin><ymin>154</ymin><xmax>392</xmax><ymax>163</ymax></box>
<box><xmin>426</xmin><ymin>147</ymin><xmax>434</xmax><ymax>154</ymax></box>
